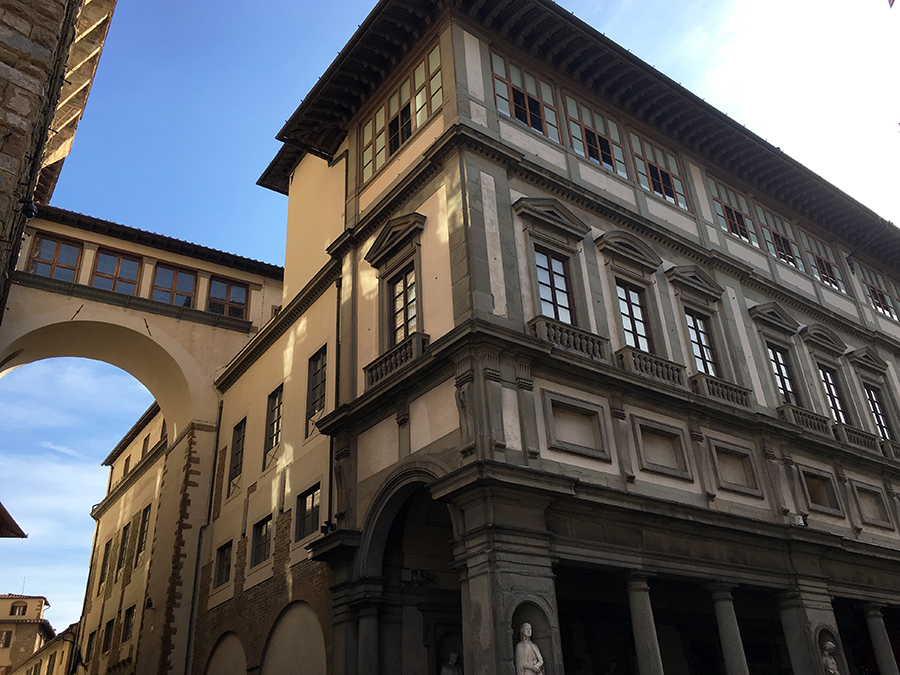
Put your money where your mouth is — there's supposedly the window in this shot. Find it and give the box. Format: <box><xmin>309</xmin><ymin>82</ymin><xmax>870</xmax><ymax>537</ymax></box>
<box><xmin>28</xmin><ymin>235</ymin><xmax>81</xmax><ymax>282</ymax></box>
<box><xmin>630</xmin><ymin>133</ymin><xmax>688</xmax><ymax>209</ymax></box>
<box><xmin>91</xmin><ymin>250</ymin><xmax>140</xmax><ymax>294</ymax></box>
<box><xmin>535</xmin><ymin>248</ymin><xmax>574</xmax><ymax>325</ymax></box>
<box><xmin>122</xmin><ymin>605</ymin><xmax>136</xmax><ymax>641</ymax></box>
<box><xmin>123</xmin><ymin>456</ymin><xmax>130</xmax><ymax>475</ymax></box>
<box><xmin>616</xmin><ymin>280</ymin><xmax>652</xmax><ymax>352</ymax></box>
<box><xmin>98</xmin><ymin>538</ymin><xmax>112</xmax><ymax>592</ymax></box>
<box><xmin>707</xmin><ymin>178</ymin><xmax>758</xmax><ymax>246</ymax></box>
<box><xmin>251</xmin><ymin>515</ymin><xmax>272</xmax><ymax>567</ymax></box>
<box><xmin>47</xmin><ymin>653</ymin><xmax>56</xmax><ymax>675</ymax></box>
<box><xmin>864</xmin><ymin>384</ymin><xmax>894</xmax><ymax>441</ymax></box>
<box><xmin>116</xmin><ymin>523</ymin><xmax>130</xmax><ymax>578</ymax></box>
<box><xmin>818</xmin><ymin>364</ymin><xmax>849</xmax><ymax>425</ymax></box>
<box><xmin>491</xmin><ymin>52</ymin><xmax>559</xmax><ymax>142</ymax></box>
<box><xmin>754</xmin><ymin>205</ymin><xmax>805</xmax><ymax>270</ymax></box>
<box><xmin>307</xmin><ymin>348</ymin><xmax>327</xmax><ymax>436</ymax></box>
<box><xmin>0</xmin><ymin>630</ymin><xmax>10</xmax><ymax>647</ymax></box>
<box><xmin>227</xmin><ymin>418</ymin><xmax>246</xmax><ymax>497</ymax></box>
<box><xmin>208</xmin><ymin>278</ymin><xmax>248</xmax><ymax>319</ymax></box>
<box><xmin>102</xmin><ymin>619</ymin><xmax>114</xmax><ymax>652</ymax></box>
<box><xmin>800</xmin><ymin>231</ymin><xmax>846</xmax><ymax>293</ymax></box>
<box><xmin>135</xmin><ymin>505</ymin><xmax>151</xmax><ymax>561</ymax></box>
<box><xmin>389</xmin><ymin>265</ymin><xmax>418</xmax><ymax>346</ymax></box>
<box><xmin>214</xmin><ymin>541</ymin><xmax>232</xmax><ymax>587</ymax></box>
<box><xmin>10</xmin><ymin>602</ymin><xmax>26</xmax><ymax>616</ymax></box>
<box><xmin>859</xmin><ymin>264</ymin><xmax>898</xmax><ymax>320</ymax></box>
<box><xmin>85</xmin><ymin>631</ymin><xmax>96</xmax><ymax>661</ymax></box>
<box><xmin>564</xmin><ymin>95</ymin><xmax>627</xmax><ymax>177</ymax></box>
<box><xmin>296</xmin><ymin>484</ymin><xmax>321</xmax><ymax>541</ymax></box>
<box><xmin>264</xmin><ymin>385</ymin><xmax>283</xmax><ymax>466</ymax></box>
<box><xmin>362</xmin><ymin>44</ymin><xmax>442</xmax><ymax>183</ymax></box>
<box><xmin>767</xmin><ymin>343</ymin><xmax>798</xmax><ymax>406</ymax></box>
<box><xmin>684</xmin><ymin>309</ymin><xmax>718</xmax><ymax>376</ymax></box>
<box><xmin>141</xmin><ymin>435</ymin><xmax>150</xmax><ymax>457</ymax></box>
<box><xmin>151</xmin><ymin>265</ymin><xmax>195</xmax><ymax>307</ymax></box>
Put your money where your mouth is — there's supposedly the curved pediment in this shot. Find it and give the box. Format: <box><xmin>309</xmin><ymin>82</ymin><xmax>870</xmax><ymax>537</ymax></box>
<box><xmin>364</xmin><ymin>212</ymin><xmax>426</xmax><ymax>268</ymax></box>
<box><xmin>800</xmin><ymin>323</ymin><xmax>848</xmax><ymax>357</ymax></box>
<box><xmin>512</xmin><ymin>198</ymin><xmax>590</xmax><ymax>239</ymax></box>
<box><xmin>846</xmin><ymin>346</ymin><xmax>889</xmax><ymax>373</ymax></box>
<box><xmin>665</xmin><ymin>265</ymin><xmax>724</xmax><ymax>301</ymax></box>
<box><xmin>747</xmin><ymin>302</ymin><xmax>800</xmax><ymax>334</ymax></box>
<box><xmin>595</xmin><ymin>230</ymin><xmax>662</xmax><ymax>272</ymax></box>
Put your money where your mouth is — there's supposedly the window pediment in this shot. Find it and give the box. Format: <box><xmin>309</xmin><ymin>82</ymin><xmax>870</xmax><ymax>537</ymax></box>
<box><xmin>595</xmin><ymin>230</ymin><xmax>662</xmax><ymax>273</ymax></box>
<box><xmin>846</xmin><ymin>346</ymin><xmax>889</xmax><ymax>374</ymax></box>
<box><xmin>513</xmin><ymin>198</ymin><xmax>590</xmax><ymax>239</ymax></box>
<box><xmin>364</xmin><ymin>212</ymin><xmax>426</xmax><ymax>268</ymax></box>
<box><xmin>748</xmin><ymin>302</ymin><xmax>800</xmax><ymax>335</ymax></box>
<box><xmin>665</xmin><ymin>265</ymin><xmax>724</xmax><ymax>301</ymax></box>
<box><xmin>800</xmin><ymin>323</ymin><xmax>847</xmax><ymax>357</ymax></box>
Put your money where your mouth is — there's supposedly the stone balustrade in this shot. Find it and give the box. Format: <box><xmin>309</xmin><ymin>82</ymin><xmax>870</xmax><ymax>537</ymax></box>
<box><xmin>689</xmin><ymin>373</ymin><xmax>752</xmax><ymax>408</ymax></box>
<box><xmin>777</xmin><ymin>404</ymin><xmax>831</xmax><ymax>437</ymax></box>
<box><xmin>528</xmin><ymin>316</ymin><xmax>608</xmax><ymax>362</ymax></box>
<box><xmin>833</xmin><ymin>423</ymin><xmax>881</xmax><ymax>453</ymax></box>
<box><xmin>363</xmin><ymin>332</ymin><xmax>429</xmax><ymax>389</ymax></box>
<box><xmin>615</xmin><ymin>346</ymin><xmax>685</xmax><ymax>388</ymax></box>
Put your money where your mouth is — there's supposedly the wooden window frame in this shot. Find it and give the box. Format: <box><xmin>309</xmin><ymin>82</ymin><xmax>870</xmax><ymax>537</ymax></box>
<box><xmin>491</xmin><ymin>51</ymin><xmax>560</xmax><ymax>142</ymax></box>
<box><xmin>800</xmin><ymin>230</ymin><xmax>846</xmax><ymax>293</ymax></box>
<box><xmin>616</xmin><ymin>279</ymin><xmax>654</xmax><ymax>353</ymax></box>
<box><xmin>91</xmin><ymin>249</ymin><xmax>141</xmax><ymax>295</ymax></box>
<box><xmin>306</xmin><ymin>348</ymin><xmax>327</xmax><ymax>437</ymax></box>
<box><xmin>27</xmin><ymin>233</ymin><xmax>82</xmax><ymax>282</ymax></box>
<box><xmin>250</xmin><ymin>515</ymin><xmax>272</xmax><ymax>568</ymax></box>
<box><xmin>754</xmin><ymin>204</ymin><xmax>806</xmax><ymax>271</ymax></box>
<box><xmin>9</xmin><ymin>603</ymin><xmax>26</xmax><ymax>617</ymax></box>
<box><xmin>858</xmin><ymin>264</ymin><xmax>898</xmax><ymax>320</ymax></box>
<box><xmin>629</xmin><ymin>132</ymin><xmax>688</xmax><ymax>210</ymax></box>
<box><xmin>151</xmin><ymin>264</ymin><xmax>196</xmax><ymax>307</ymax></box>
<box><xmin>534</xmin><ymin>246</ymin><xmax>575</xmax><ymax>325</ymax></box>
<box><xmin>0</xmin><ymin>630</ymin><xmax>10</xmax><ymax>648</ymax></box>
<box><xmin>707</xmin><ymin>177</ymin><xmax>759</xmax><ymax>247</ymax></box>
<box><xmin>208</xmin><ymin>277</ymin><xmax>248</xmax><ymax>319</ymax></box>
<box><xmin>214</xmin><ymin>540</ymin><xmax>232</xmax><ymax>587</ymax></box>
<box><xmin>295</xmin><ymin>484</ymin><xmax>321</xmax><ymax>542</ymax></box>
<box><xmin>388</xmin><ymin>264</ymin><xmax>418</xmax><ymax>347</ymax></box>
<box><xmin>226</xmin><ymin>418</ymin><xmax>246</xmax><ymax>498</ymax></box>
<box><xmin>564</xmin><ymin>94</ymin><xmax>627</xmax><ymax>177</ymax></box>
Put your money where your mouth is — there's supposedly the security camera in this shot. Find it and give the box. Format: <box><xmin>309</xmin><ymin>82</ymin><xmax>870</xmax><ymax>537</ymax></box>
<box><xmin>20</xmin><ymin>199</ymin><xmax>38</xmax><ymax>219</ymax></box>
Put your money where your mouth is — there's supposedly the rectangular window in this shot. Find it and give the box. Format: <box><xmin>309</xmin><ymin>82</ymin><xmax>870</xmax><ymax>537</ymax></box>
<box><xmin>28</xmin><ymin>235</ymin><xmax>81</xmax><ymax>282</ymax></box>
<box><xmin>91</xmin><ymin>250</ymin><xmax>140</xmax><ymax>295</ymax></box>
<box><xmin>102</xmin><ymin>619</ymin><xmax>114</xmax><ymax>652</ymax></box>
<box><xmin>0</xmin><ymin>630</ymin><xmax>10</xmax><ymax>648</ymax></box>
<box><xmin>684</xmin><ymin>309</ymin><xmax>718</xmax><ymax>377</ymax></box>
<box><xmin>123</xmin><ymin>456</ymin><xmax>130</xmax><ymax>475</ymax></box>
<box><xmin>616</xmin><ymin>280</ymin><xmax>652</xmax><ymax>352</ymax></box>
<box><xmin>859</xmin><ymin>264</ymin><xmax>898</xmax><ymax>320</ymax></box>
<box><xmin>251</xmin><ymin>515</ymin><xmax>272</xmax><ymax>567</ymax></box>
<box><xmin>800</xmin><ymin>231</ymin><xmax>846</xmax><ymax>293</ymax></box>
<box><xmin>491</xmin><ymin>52</ymin><xmax>559</xmax><ymax>142</ymax></box>
<box><xmin>264</xmin><ymin>385</ymin><xmax>284</xmax><ymax>463</ymax></box>
<box><xmin>85</xmin><ymin>631</ymin><xmax>96</xmax><ymax>661</ymax></box>
<box><xmin>818</xmin><ymin>364</ymin><xmax>848</xmax><ymax>425</ymax></box>
<box><xmin>135</xmin><ymin>505</ymin><xmax>151</xmax><ymax>561</ymax></box>
<box><xmin>141</xmin><ymin>435</ymin><xmax>150</xmax><ymax>457</ymax></box>
<box><xmin>389</xmin><ymin>266</ymin><xmax>417</xmax><ymax>346</ymax></box>
<box><xmin>122</xmin><ymin>605</ymin><xmax>136</xmax><ymax>642</ymax></box>
<box><xmin>707</xmin><ymin>178</ymin><xmax>759</xmax><ymax>247</ymax></box>
<box><xmin>307</xmin><ymin>348</ymin><xmax>327</xmax><ymax>436</ymax></box>
<box><xmin>362</xmin><ymin>44</ymin><xmax>442</xmax><ymax>183</ymax></box>
<box><xmin>754</xmin><ymin>205</ymin><xmax>805</xmax><ymax>271</ymax></box>
<box><xmin>151</xmin><ymin>265</ymin><xmax>195</xmax><ymax>307</ymax></box>
<box><xmin>534</xmin><ymin>248</ymin><xmax>574</xmax><ymax>324</ymax></box>
<box><xmin>767</xmin><ymin>343</ymin><xmax>798</xmax><ymax>406</ymax></box>
<box><xmin>47</xmin><ymin>652</ymin><xmax>56</xmax><ymax>675</ymax></box>
<box><xmin>630</xmin><ymin>133</ymin><xmax>688</xmax><ymax>210</ymax></box>
<box><xmin>9</xmin><ymin>603</ymin><xmax>26</xmax><ymax>616</ymax></box>
<box><xmin>116</xmin><ymin>523</ymin><xmax>130</xmax><ymax>578</ymax></box>
<box><xmin>564</xmin><ymin>95</ymin><xmax>627</xmax><ymax>178</ymax></box>
<box><xmin>864</xmin><ymin>384</ymin><xmax>894</xmax><ymax>441</ymax></box>
<box><xmin>214</xmin><ymin>540</ymin><xmax>233</xmax><ymax>587</ymax></box>
<box><xmin>296</xmin><ymin>484</ymin><xmax>321</xmax><ymax>541</ymax></box>
<box><xmin>208</xmin><ymin>278</ymin><xmax>248</xmax><ymax>319</ymax></box>
<box><xmin>227</xmin><ymin>418</ymin><xmax>246</xmax><ymax>497</ymax></box>
<box><xmin>98</xmin><ymin>538</ymin><xmax>112</xmax><ymax>591</ymax></box>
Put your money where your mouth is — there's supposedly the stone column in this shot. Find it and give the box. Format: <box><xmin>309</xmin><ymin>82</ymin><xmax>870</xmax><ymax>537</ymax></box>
<box><xmin>707</xmin><ymin>584</ymin><xmax>749</xmax><ymax>675</ymax></box>
<box><xmin>357</xmin><ymin>602</ymin><xmax>380</xmax><ymax>675</ymax></box>
<box><xmin>864</xmin><ymin>604</ymin><xmax>900</xmax><ymax>675</ymax></box>
<box><xmin>626</xmin><ymin>575</ymin><xmax>665</xmax><ymax>675</ymax></box>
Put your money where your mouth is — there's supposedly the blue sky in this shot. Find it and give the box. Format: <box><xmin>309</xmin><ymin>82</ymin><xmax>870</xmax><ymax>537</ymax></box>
<box><xmin>1</xmin><ymin>0</ymin><xmax>897</xmax><ymax>630</ymax></box>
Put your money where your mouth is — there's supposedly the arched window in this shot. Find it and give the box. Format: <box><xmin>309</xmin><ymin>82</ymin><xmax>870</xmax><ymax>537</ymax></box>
<box><xmin>10</xmin><ymin>602</ymin><xmax>26</xmax><ymax>616</ymax></box>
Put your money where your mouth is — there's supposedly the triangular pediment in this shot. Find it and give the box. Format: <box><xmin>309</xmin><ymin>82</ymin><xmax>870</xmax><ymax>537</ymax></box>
<box><xmin>846</xmin><ymin>346</ymin><xmax>889</xmax><ymax>373</ymax></box>
<box><xmin>364</xmin><ymin>212</ymin><xmax>426</xmax><ymax>268</ymax></box>
<box><xmin>665</xmin><ymin>265</ymin><xmax>724</xmax><ymax>301</ymax></box>
<box><xmin>748</xmin><ymin>302</ymin><xmax>800</xmax><ymax>334</ymax></box>
<box><xmin>513</xmin><ymin>198</ymin><xmax>590</xmax><ymax>239</ymax></box>
<box><xmin>595</xmin><ymin>230</ymin><xmax>662</xmax><ymax>272</ymax></box>
<box><xmin>800</xmin><ymin>323</ymin><xmax>847</xmax><ymax>357</ymax></box>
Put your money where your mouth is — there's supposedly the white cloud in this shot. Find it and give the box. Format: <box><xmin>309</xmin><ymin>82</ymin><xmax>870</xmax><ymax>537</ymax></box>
<box><xmin>40</xmin><ymin>441</ymin><xmax>84</xmax><ymax>458</ymax></box>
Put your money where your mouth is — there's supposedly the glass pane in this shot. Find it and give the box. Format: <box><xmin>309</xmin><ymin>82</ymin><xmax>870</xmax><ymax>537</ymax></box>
<box><xmin>210</xmin><ymin>279</ymin><xmax>228</xmax><ymax>300</ymax></box>
<box><xmin>54</xmin><ymin>267</ymin><xmax>75</xmax><ymax>283</ymax></box>
<box><xmin>509</xmin><ymin>64</ymin><xmax>522</xmax><ymax>88</ymax></box>
<box><xmin>155</xmin><ymin>267</ymin><xmax>174</xmax><ymax>289</ymax></box>
<box><xmin>36</xmin><ymin>238</ymin><xmax>56</xmax><ymax>261</ymax></box>
<box><xmin>119</xmin><ymin>259</ymin><xmax>139</xmax><ymax>280</ymax></box>
<box><xmin>230</xmin><ymin>285</ymin><xmax>246</xmax><ymax>305</ymax></box>
<box><xmin>389</xmin><ymin>91</ymin><xmax>399</xmax><ymax>117</ymax></box>
<box><xmin>176</xmin><ymin>272</ymin><xmax>195</xmax><ymax>294</ymax></box>
<box><xmin>93</xmin><ymin>275</ymin><xmax>114</xmax><ymax>291</ymax></box>
<box><xmin>95</xmin><ymin>252</ymin><xmax>117</xmax><ymax>276</ymax></box>
<box><xmin>117</xmin><ymin>281</ymin><xmax>136</xmax><ymax>296</ymax></box>
<box><xmin>608</xmin><ymin>120</ymin><xmax>619</xmax><ymax>142</ymax></box>
<box><xmin>566</xmin><ymin>96</ymin><xmax>578</xmax><ymax>118</ymax></box>
<box><xmin>491</xmin><ymin>52</ymin><xmax>505</xmax><ymax>77</ymax></box>
<box><xmin>415</xmin><ymin>61</ymin><xmax>426</xmax><ymax>89</ymax></box>
<box><xmin>540</xmin><ymin>81</ymin><xmax>553</xmax><ymax>105</ymax></box>
<box><xmin>363</xmin><ymin>121</ymin><xmax>372</xmax><ymax>144</ymax></box>
<box><xmin>428</xmin><ymin>46</ymin><xmax>440</xmax><ymax>73</ymax></box>
<box><xmin>153</xmin><ymin>289</ymin><xmax>170</xmax><ymax>303</ymax></box>
<box><xmin>400</xmin><ymin>78</ymin><xmax>410</xmax><ymax>103</ymax></box>
<box><xmin>375</xmin><ymin>106</ymin><xmax>385</xmax><ymax>129</ymax></box>
<box><xmin>57</xmin><ymin>243</ymin><xmax>80</xmax><ymax>267</ymax></box>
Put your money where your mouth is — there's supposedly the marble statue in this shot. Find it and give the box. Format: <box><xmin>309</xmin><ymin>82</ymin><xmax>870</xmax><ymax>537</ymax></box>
<box><xmin>821</xmin><ymin>641</ymin><xmax>840</xmax><ymax>675</ymax></box>
<box><xmin>515</xmin><ymin>623</ymin><xmax>544</xmax><ymax>675</ymax></box>
<box><xmin>440</xmin><ymin>652</ymin><xmax>461</xmax><ymax>675</ymax></box>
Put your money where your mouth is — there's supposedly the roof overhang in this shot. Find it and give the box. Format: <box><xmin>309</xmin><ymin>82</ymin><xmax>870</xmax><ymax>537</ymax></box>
<box><xmin>0</xmin><ymin>501</ymin><xmax>26</xmax><ymax>538</ymax></box>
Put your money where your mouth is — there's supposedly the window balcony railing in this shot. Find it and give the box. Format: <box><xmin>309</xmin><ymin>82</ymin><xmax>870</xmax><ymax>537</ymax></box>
<box><xmin>689</xmin><ymin>373</ymin><xmax>753</xmax><ymax>408</ymax></box>
<box><xmin>528</xmin><ymin>316</ymin><xmax>608</xmax><ymax>363</ymax></box>
<box><xmin>364</xmin><ymin>332</ymin><xmax>429</xmax><ymax>390</ymax></box>
<box><xmin>615</xmin><ymin>346</ymin><xmax>685</xmax><ymax>388</ymax></box>
<box><xmin>832</xmin><ymin>423</ymin><xmax>881</xmax><ymax>453</ymax></box>
<box><xmin>776</xmin><ymin>404</ymin><xmax>831</xmax><ymax>437</ymax></box>
<box><xmin>881</xmin><ymin>440</ymin><xmax>900</xmax><ymax>460</ymax></box>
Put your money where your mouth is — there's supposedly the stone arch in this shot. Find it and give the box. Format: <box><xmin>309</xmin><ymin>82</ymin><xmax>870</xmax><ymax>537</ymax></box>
<box><xmin>259</xmin><ymin>601</ymin><xmax>327</xmax><ymax>675</ymax></box>
<box><xmin>204</xmin><ymin>632</ymin><xmax>248</xmax><ymax>675</ymax></box>
<box><xmin>0</xmin><ymin>319</ymin><xmax>216</xmax><ymax>435</ymax></box>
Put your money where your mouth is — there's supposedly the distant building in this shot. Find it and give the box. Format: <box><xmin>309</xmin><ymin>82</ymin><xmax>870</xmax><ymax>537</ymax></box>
<box><xmin>9</xmin><ymin>623</ymin><xmax>77</xmax><ymax>675</ymax></box>
<box><xmin>0</xmin><ymin>595</ymin><xmax>54</xmax><ymax>675</ymax></box>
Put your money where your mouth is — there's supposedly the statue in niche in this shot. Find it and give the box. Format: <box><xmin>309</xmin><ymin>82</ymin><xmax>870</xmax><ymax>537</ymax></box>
<box><xmin>821</xmin><ymin>641</ymin><xmax>841</xmax><ymax>675</ymax></box>
<box><xmin>440</xmin><ymin>651</ymin><xmax>461</xmax><ymax>675</ymax></box>
<box><xmin>515</xmin><ymin>623</ymin><xmax>544</xmax><ymax>675</ymax></box>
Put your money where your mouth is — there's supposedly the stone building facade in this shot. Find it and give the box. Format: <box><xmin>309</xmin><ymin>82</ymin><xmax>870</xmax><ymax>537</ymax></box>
<box><xmin>9</xmin><ymin>622</ymin><xmax>76</xmax><ymax>675</ymax></box>
<box><xmin>0</xmin><ymin>595</ymin><xmax>53</xmax><ymax>675</ymax></box>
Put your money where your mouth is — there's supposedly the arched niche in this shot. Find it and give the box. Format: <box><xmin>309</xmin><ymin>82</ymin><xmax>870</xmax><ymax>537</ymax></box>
<box><xmin>512</xmin><ymin>602</ymin><xmax>554</xmax><ymax>675</ymax></box>
<box><xmin>205</xmin><ymin>632</ymin><xmax>247</xmax><ymax>675</ymax></box>
<box><xmin>260</xmin><ymin>601</ymin><xmax>327</xmax><ymax>675</ymax></box>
